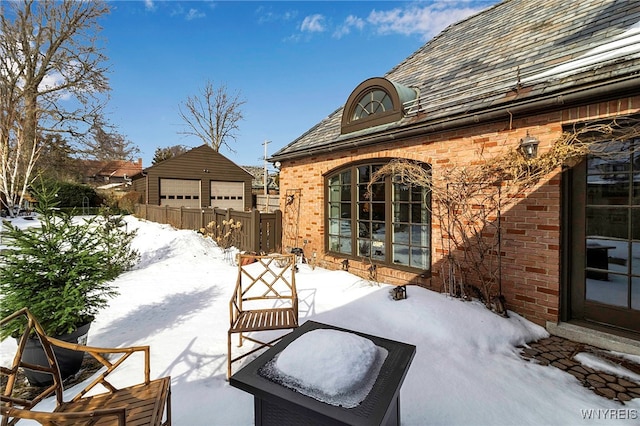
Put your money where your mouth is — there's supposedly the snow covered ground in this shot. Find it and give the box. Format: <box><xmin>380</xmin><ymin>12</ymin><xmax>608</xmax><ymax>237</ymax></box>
<box><xmin>2</xmin><ymin>215</ymin><xmax>640</xmax><ymax>425</ymax></box>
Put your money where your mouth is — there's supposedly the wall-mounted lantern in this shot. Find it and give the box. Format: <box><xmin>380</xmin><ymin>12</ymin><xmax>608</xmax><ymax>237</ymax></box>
<box><xmin>519</xmin><ymin>132</ymin><xmax>539</xmax><ymax>159</ymax></box>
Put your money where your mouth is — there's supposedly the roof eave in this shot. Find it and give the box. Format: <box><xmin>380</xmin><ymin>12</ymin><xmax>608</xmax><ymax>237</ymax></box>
<box><xmin>271</xmin><ymin>73</ymin><xmax>640</xmax><ymax>163</ymax></box>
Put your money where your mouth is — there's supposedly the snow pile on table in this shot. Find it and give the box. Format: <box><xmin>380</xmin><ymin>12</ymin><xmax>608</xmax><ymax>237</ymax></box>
<box><xmin>260</xmin><ymin>329</ymin><xmax>387</xmax><ymax>408</ymax></box>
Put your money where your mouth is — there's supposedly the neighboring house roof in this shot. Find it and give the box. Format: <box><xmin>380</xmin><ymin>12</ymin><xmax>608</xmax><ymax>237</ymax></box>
<box><xmin>272</xmin><ymin>0</ymin><xmax>640</xmax><ymax>161</ymax></box>
<box><xmin>84</xmin><ymin>159</ymin><xmax>143</xmax><ymax>180</ymax></box>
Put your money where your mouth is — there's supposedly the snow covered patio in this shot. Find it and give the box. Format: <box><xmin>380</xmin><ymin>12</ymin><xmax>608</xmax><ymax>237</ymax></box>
<box><xmin>2</xmin><ymin>215</ymin><xmax>640</xmax><ymax>425</ymax></box>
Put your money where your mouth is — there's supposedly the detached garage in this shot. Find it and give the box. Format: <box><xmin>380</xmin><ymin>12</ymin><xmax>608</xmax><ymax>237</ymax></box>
<box><xmin>132</xmin><ymin>145</ymin><xmax>253</xmax><ymax>211</ymax></box>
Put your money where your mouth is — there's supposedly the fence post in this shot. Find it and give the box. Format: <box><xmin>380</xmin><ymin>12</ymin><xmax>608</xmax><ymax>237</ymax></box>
<box><xmin>251</xmin><ymin>209</ymin><xmax>261</xmax><ymax>253</ymax></box>
<box><xmin>274</xmin><ymin>209</ymin><xmax>283</xmax><ymax>253</ymax></box>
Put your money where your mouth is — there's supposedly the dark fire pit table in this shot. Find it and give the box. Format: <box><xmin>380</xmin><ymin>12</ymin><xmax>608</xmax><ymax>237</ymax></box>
<box><xmin>229</xmin><ymin>320</ymin><xmax>416</xmax><ymax>426</ymax></box>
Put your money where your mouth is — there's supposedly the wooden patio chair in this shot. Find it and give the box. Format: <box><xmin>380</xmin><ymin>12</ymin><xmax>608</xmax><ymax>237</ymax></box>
<box><xmin>1</xmin><ymin>308</ymin><xmax>171</xmax><ymax>426</ymax></box>
<box><xmin>227</xmin><ymin>253</ymin><xmax>298</xmax><ymax>379</ymax></box>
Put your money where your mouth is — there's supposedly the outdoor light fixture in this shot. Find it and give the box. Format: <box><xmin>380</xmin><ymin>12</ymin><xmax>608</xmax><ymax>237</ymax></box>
<box><xmin>519</xmin><ymin>132</ymin><xmax>539</xmax><ymax>159</ymax></box>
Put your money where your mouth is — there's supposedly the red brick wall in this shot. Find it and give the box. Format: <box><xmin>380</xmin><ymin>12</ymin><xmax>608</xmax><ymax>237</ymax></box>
<box><xmin>279</xmin><ymin>96</ymin><xmax>640</xmax><ymax>326</ymax></box>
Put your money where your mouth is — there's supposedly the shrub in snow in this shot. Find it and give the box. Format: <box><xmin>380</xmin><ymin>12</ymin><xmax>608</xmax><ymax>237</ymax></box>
<box><xmin>0</xmin><ymin>183</ymin><xmax>139</xmax><ymax>338</ymax></box>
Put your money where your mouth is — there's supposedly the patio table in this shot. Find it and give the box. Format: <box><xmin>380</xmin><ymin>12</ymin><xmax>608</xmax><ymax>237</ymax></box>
<box><xmin>229</xmin><ymin>320</ymin><xmax>416</xmax><ymax>426</ymax></box>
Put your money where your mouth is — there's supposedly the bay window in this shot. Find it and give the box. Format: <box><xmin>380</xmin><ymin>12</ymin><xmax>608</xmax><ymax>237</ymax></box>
<box><xmin>326</xmin><ymin>161</ymin><xmax>431</xmax><ymax>271</ymax></box>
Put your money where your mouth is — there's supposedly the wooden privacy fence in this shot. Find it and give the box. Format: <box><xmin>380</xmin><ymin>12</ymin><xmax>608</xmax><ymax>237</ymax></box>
<box><xmin>134</xmin><ymin>204</ymin><xmax>282</xmax><ymax>254</ymax></box>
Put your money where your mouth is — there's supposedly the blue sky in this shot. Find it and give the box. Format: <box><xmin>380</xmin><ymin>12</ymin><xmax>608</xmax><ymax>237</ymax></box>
<box><xmin>101</xmin><ymin>0</ymin><xmax>500</xmax><ymax>168</ymax></box>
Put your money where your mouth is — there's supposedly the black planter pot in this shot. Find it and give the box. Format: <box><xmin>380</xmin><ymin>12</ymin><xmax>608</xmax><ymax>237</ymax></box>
<box><xmin>21</xmin><ymin>322</ymin><xmax>91</xmax><ymax>387</ymax></box>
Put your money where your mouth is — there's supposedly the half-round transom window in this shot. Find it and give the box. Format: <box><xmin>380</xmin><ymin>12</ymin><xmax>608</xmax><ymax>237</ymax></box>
<box><xmin>341</xmin><ymin>77</ymin><xmax>416</xmax><ymax>135</ymax></box>
<box><xmin>352</xmin><ymin>90</ymin><xmax>393</xmax><ymax>121</ymax></box>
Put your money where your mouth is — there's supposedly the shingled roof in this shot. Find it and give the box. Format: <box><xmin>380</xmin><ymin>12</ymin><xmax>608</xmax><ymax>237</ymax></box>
<box><xmin>272</xmin><ymin>0</ymin><xmax>640</xmax><ymax>161</ymax></box>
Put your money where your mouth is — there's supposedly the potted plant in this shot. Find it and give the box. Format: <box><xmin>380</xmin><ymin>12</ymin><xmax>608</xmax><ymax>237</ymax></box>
<box><xmin>0</xmin><ymin>182</ymin><xmax>139</xmax><ymax>385</ymax></box>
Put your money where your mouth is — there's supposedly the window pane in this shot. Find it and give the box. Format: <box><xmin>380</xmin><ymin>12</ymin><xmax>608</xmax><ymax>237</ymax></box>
<box><xmin>370</xmin><ymin>183</ymin><xmax>385</xmax><ymax>201</ymax></box>
<box><xmin>382</xmin><ymin>94</ymin><xmax>393</xmax><ymax>111</ymax></box>
<box><xmin>587</xmin><ymin>178</ymin><xmax>629</xmax><ymax>205</ymax></box>
<box><xmin>358</xmin><ymin>165</ymin><xmax>371</xmax><ymax>183</ymax></box>
<box><xmin>358</xmin><ymin>202</ymin><xmax>371</xmax><ymax>221</ymax></box>
<box><xmin>394</xmin><ymin>184</ymin><xmax>410</xmax><ymax>201</ymax></box>
<box><xmin>339</xmin><ymin>219</ymin><xmax>351</xmax><ymax>237</ymax></box>
<box><xmin>329</xmin><ymin>204</ymin><xmax>340</xmax><ymax>219</ymax></box>
<box><xmin>358</xmin><ymin>185</ymin><xmax>367</xmax><ymax>201</ymax></box>
<box><xmin>328</xmin><ymin>175</ymin><xmax>340</xmax><ymax>186</ymax></box>
<box><xmin>329</xmin><ymin>186</ymin><xmax>340</xmax><ymax>202</ymax></box>
<box><xmin>353</xmin><ymin>105</ymin><xmax>365</xmax><ymax>120</ymax></box>
<box><xmin>329</xmin><ymin>219</ymin><xmax>339</xmax><ymax>234</ymax></box>
<box><xmin>341</xmin><ymin>185</ymin><xmax>351</xmax><ymax>202</ymax></box>
<box><xmin>411</xmin><ymin>225</ymin><xmax>430</xmax><ymax>246</ymax></box>
<box><xmin>371</xmin><ymin>240</ymin><xmax>385</xmax><ymax>259</ymax></box>
<box><xmin>341</xmin><ymin>170</ymin><xmax>351</xmax><ymax>184</ymax></box>
<box><xmin>371</xmin><ymin>202</ymin><xmax>385</xmax><ymax>221</ymax></box>
<box><xmin>395</xmin><ymin>203</ymin><xmax>409</xmax><ymax>223</ymax></box>
<box><xmin>393</xmin><ymin>223</ymin><xmax>410</xmax><ymax>245</ymax></box>
<box><xmin>586</xmin><ymin>207</ymin><xmax>628</xmax><ymax>239</ymax></box>
<box><xmin>411</xmin><ymin>247</ymin><xmax>429</xmax><ymax>269</ymax></box>
<box><xmin>358</xmin><ymin>239</ymin><xmax>371</xmax><ymax>257</ymax></box>
<box><xmin>393</xmin><ymin>244</ymin><xmax>409</xmax><ymax>265</ymax></box>
<box><xmin>358</xmin><ymin>221</ymin><xmax>370</xmax><ymax>237</ymax></box>
<box><xmin>340</xmin><ymin>203</ymin><xmax>351</xmax><ymax>219</ymax></box>
<box><xmin>329</xmin><ymin>236</ymin><xmax>340</xmax><ymax>252</ymax></box>
<box><xmin>371</xmin><ymin>90</ymin><xmax>385</xmax><ymax>102</ymax></box>
<box><xmin>372</xmin><ymin>222</ymin><xmax>385</xmax><ymax>241</ymax></box>
<box><xmin>339</xmin><ymin>237</ymin><xmax>352</xmax><ymax>254</ymax></box>
<box><xmin>411</xmin><ymin>186</ymin><xmax>425</xmax><ymax>202</ymax></box>
<box><xmin>411</xmin><ymin>203</ymin><xmax>426</xmax><ymax>223</ymax></box>
<box><xmin>588</xmin><ymin>141</ymin><xmax>631</xmax><ymax>171</ymax></box>
<box><xmin>586</xmin><ymin>271</ymin><xmax>628</xmax><ymax>307</ymax></box>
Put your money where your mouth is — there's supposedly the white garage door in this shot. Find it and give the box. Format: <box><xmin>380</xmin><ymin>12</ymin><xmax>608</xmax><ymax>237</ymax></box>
<box><xmin>160</xmin><ymin>179</ymin><xmax>201</xmax><ymax>207</ymax></box>
<box><xmin>210</xmin><ymin>181</ymin><xmax>244</xmax><ymax>210</ymax></box>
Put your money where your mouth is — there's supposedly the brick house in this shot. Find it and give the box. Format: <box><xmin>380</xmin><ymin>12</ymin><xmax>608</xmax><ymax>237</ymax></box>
<box><xmin>270</xmin><ymin>0</ymin><xmax>640</xmax><ymax>347</ymax></box>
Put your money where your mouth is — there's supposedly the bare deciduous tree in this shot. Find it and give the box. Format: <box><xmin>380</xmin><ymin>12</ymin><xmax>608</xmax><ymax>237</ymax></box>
<box><xmin>178</xmin><ymin>80</ymin><xmax>246</xmax><ymax>153</ymax></box>
<box><xmin>81</xmin><ymin>120</ymin><xmax>140</xmax><ymax>161</ymax></box>
<box><xmin>0</xmin><ymin>0</ymin><xmax>110</xmax><ymax>216</ymax></box>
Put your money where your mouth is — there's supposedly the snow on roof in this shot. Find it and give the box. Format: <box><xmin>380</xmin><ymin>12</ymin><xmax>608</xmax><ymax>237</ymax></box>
<box><xmin>522</xmin><ymin>23</ymin><xmax>640</xmax><ymax>84</ymax></box>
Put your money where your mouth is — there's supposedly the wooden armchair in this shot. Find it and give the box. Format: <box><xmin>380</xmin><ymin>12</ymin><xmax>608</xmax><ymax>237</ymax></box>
<box><xmin>1</xmin><ymin>308</ymin><xmax>171</xmax><ymax>426</ymax></box>
<box><xmin>228</xmin><ymin>253</ymin><xmax>298</xmax><ymax>379</ymax></box>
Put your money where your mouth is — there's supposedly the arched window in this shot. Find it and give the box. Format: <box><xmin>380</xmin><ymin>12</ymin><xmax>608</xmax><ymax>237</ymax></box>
<box><xmin>352</xmin><ymin>89</ymin><xmax>393</xmax><ymax>121</ymax></box>
<box><xmin>325</xmin><ymin>160</ymin><xmax>431</xmax><ymax>271</ymax></box>
<box><xmin>341</xmin><ymin>77</ymin><xmax>417</xmax><ymax>135</ymax></box>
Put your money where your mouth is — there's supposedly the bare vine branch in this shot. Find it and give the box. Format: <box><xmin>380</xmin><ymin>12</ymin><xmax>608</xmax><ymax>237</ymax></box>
<box><xmin>367</xmin><ymin>117</ymin><xmax>640</xmax><ymax>315</ymax></box>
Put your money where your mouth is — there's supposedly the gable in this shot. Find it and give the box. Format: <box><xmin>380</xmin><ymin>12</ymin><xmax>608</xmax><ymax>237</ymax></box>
<box><xmin>143</xmin><ymin>145</ymin><xmax>253</xmax><ymax>181</ymax></box>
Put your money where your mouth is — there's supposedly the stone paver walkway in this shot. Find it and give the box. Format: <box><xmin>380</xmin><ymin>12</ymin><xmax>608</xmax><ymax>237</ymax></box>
<box><xmin>520</xmin><ymin>335</ymin><xmax>640</xmax><ymax>402</ymax></box>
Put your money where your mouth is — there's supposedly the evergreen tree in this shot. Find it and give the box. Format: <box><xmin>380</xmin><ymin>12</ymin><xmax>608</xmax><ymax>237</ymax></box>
<box><xmin>0</xmin><ymin>182</ymin><xmax>139</xmax><ymax>337</ymax></box>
